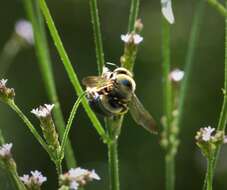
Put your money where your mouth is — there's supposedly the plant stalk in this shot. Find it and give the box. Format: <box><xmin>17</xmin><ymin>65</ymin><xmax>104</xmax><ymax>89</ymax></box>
<box><xmin>206</xmin><ymin>158</ymin><xmax>213</xmax><ymax>190</ymax></box>
<box><xmin>128</xmin><ymin>0</ymin><xmax>140</xmax><ymax>32</ymax></box>
<box><xmin>162</xmin><ymin>17</ymin><xmax>174</xmax><ymax>190</ymax></box>
<box><xmin>89</xmin><ymin>0</ymin><xmax>105</xmax><ymax>75</ymax></box>
<box><xmin>38</xmin><ymin>0</ymin><xmax>107</xmax><ymax>142</ymax></box>
<box><xmin>23</xmin><ymin>0</ymin><xmax>77</xmax><ymax>168</ymax></box>
<box><xmin>7</xmin><ymin>100</ymin><xmax>51</xmax><ymax>157</ymax></box>
<box><xmin>207</xmin><ymin>0</ymin><xmax>227</xmax><ymax>17</ymax></box>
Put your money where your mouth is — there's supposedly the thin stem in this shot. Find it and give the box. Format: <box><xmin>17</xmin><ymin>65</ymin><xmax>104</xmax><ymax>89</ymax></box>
<box><xmin>38</xmin><ymin>0</ymin><xmax>107</xmax><ymax>142</ymax></box>
<box><xmin>162</xmin><ymin>17</ymin><xmax>174</xmax><ymax>190</ymax></box>
<box><xmin>0</xmin><ymin>34</ymin><xmax>21</xmax><ymax>77</ymax></box>
<box><xmin>209</xmin><ymin>0</ymin><xmax>227</xmax><ymax>182</ymax></box>
<box><xmin>60</xmin><ymin>93</ymin><xmax>85</xmax><ymax>161</ymax></box>
<box><xmin>206</xmin><ymin>158</ymin><xmax>213</xmax><ymax>190</ymax></box>
<box><xmin>0</xmin><ymin>159</ymin><xmax>26</xmax><ymax>190</ymax></box>
<box><xmin>0</xmin><ymin>129</ymin><xmax>5</xmax><ymax>145</ymax></box>
<box><xmin>108</xmin><ymin>141</ymin><xmax>120</xmax><ymax>190</ymax></box>
<box><xmin>128</xmin><ymin>0</ymin><xmax>140</xmax><ymax>32</ymax></box>
<box><xmin>89</xmin><ymin>0</ymin><xmax>105</xmax><ymax>75</ymax></box>
<box><xmin>105</xmin><ymin>117</ymin><xmax>123</xmax><ymax>190</ymax></box>
<box><xmin>7</xmin><ymin>100</ymin><xmax>51</xmax><ymax>156</ymax></box>
<box><xmin>176</xmin><ymin>0</ymin><xmax>205</xmax><ymax>132</ymax></box>
<box><xmin>23</xmin><ymin>0</ymin><xmax>77</xmax><ymax>168</ymax></box>
<box><xmin>206</xmin><ymin>0</ymin><xmax>227</xmax><ymax>17</ymax></box>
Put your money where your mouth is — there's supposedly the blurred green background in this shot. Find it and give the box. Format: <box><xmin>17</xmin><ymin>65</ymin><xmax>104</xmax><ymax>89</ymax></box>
<box><xmin>0</xmin><ymin>0</ymin><xmax>227</xmax><ymax>189</ymax></box>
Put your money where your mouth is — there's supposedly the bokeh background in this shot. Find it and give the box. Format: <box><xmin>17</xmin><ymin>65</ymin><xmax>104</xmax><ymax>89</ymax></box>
<box><xmin>0</xmin><ymin>0</ymin><xmax>227</xmax><ymax>189</ymax></box>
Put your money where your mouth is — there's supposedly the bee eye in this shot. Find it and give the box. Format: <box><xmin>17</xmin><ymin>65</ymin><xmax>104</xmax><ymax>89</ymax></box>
<box><xmin>120</xmin><ymin>79</ymin><xmax>133</xmax><ymax>90</ymax></box>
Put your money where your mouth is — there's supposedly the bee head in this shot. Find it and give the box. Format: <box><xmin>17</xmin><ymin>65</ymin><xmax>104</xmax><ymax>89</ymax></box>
<box><xmin>115</xmin><ymin>74</ymin><xmax>136</xmax><ymax>93</ymax></box>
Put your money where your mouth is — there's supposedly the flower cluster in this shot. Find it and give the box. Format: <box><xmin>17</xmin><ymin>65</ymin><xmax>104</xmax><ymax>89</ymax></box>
<box><xmin>31</xmin><ymin>104</ymin><xmax>61</xmax><ymax>155</ymax></box>
<box><xmin>121</xmin><ymin>33</ymin><xmax>143</xmax><ymax>45</ymax></box>
<box><xmin>0</xmin><ymin>143</ymin><xmax>13</xmax><ymax>159</ymax></box>
<box><xmin>0</xmin><ymin>79</ymin><xmax>15</xmax><ymax>101</ymax></box>
<box><xmin>20</xmin><ymin>170</ymin><xmax>47</xmax><ymax>189</ymax></box>
<box><xmin>31</xmin><ymin>104</ymin><xmax>54</xmax><ymax>119</ymax></box>
<box><xmin>195</xmin><ymin>126</ymin><xmax>226</xmax><ymax>158</ymax></box>
<box><xmin>59</xmin><ymin>168</ymin><xmax>100</xmax><ymax>190</ymax></box>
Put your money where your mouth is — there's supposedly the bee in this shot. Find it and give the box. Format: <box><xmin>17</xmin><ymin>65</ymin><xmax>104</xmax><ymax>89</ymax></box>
<box><xmin>82</xmin><ymin>66</ymin><xmax>157</xmax><ymax>134</ymax></box>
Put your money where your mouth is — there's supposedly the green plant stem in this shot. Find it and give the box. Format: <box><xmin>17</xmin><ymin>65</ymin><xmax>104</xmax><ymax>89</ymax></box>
<box><xmin>23</xmin><ymin>0</ymin><xmax>77</xmax><ymax>169</ymax></box>
<box><xmin>0</xmin><ymin>34</ymin><xmax>22</xmax><ymax>77</ymax></box>
<box><xmin>105</xmin><ymin>117</ymin><xmax>123</xmax><ymax>190</ymax></box>
<box><xmin>60</xmin><ymin>93</ymin><xmax>85</xmax><ymax>161</ymax></box>
<box><xmin>207</xmin><ymin>0</ymin><xmax>227</xmax><ymax>17</ymax></box>
<box><xmin>108</xmin><ymin>141</ymin><xmax>119</xmax><ymax>190</ymax></box>
<box><xmin>203</xmin><ymin>1</ymin><xmax>227</xmax><ymax>189</ymax></box>
<box><xmin>89</xmin><ymin>0</ymin><xmax>105</xmax><ymax>75</ymax></box>
<box><xmin>0</xmin><ymin>130</ymin><xmax>5</xmax><ymax>145</ymax></box>
<box><xmin>162</xmin><ymin>17</ymin><xmax>174</xmax><ymax>190</ymax></box>
<box><xmin>176</xmin><ymin>0</ymin><xmax>205</xmax><ymax>132</ymax></box>
<box><xmin>38</xmin><ymin>0</ymin><xmax>107</xmax><ymax>142</ymax></box>
<box><xmin>128</xmin><ymin>0</ymin><xmax>140</xmax><ymax>32</ymax></box>
<box><xmin>7</xmin><ymin>100</ymin><xmax>51</xmax><ymax>157</ymax></box>
<box><xmin>206</xmin><ymin>158</ymin><xmax>213</xmax><ymax>190</ymax></box>
<box><xmin>0</xmin><ymin>159</ymin><xmax>26</xmax><ymax>190</ymax></box>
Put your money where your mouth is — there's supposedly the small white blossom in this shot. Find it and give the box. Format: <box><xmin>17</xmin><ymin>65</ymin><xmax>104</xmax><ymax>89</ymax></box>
<box><xmin>121</xmin><ymin>33</ymin><xmax>143</xmax><ymax>45</ymax></box>
<box><xmin>202</xmin><ymin>126</ymin><xmax>215</xmax><ymax>142</ymax></box>
<box><xmin>31</xmin><ymin>104</ymin><xmax>54</xmax><ymax>118</ymax></box>
<box><xmin>0</xmin><ymin>143</ymin><xmax>13</xmax><ymax>158</ymax></box>
<box><xmin>161</xmin><ymin>0</ymin><xmax>175</xmax><ymax>24</ymax></box>
<box><xmin>15</xmin><ymin>19</ymin><xmax>34</xmax><ymax>45</ymax></box>
<box><xmin>20</xmin><ymin>170</ymin><xmax>47</xmax><ymax>187</ymax></box>
<box><xmin>70</xmin><ymin>181</ymin><xmax>79</xmax><ymax>190</ymax></box>
<box><xmin>169</xmin><ymin>69</ymin><xmax>184</xmax><ymax>82</ymax></box>
<box><xmin>90</xmin><ymin>170</ymin><xmax>101</xmax><ymax>180</ymax></box>
<box><xmin>0</xmin><ymin>79</ymin><xmax>8</xmax><ymax>86</ymax></box>
<box><xmin>60</xmin><ymin>167</ymin><xmax>100</xmax><ymax>189</ymax></box>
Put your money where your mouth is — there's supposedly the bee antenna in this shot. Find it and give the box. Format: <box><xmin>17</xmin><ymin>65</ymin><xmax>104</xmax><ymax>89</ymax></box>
<box><xmin>106</xmin><ymin>62</ymin><xmax>118</xmax><ymax>68</ymax></box>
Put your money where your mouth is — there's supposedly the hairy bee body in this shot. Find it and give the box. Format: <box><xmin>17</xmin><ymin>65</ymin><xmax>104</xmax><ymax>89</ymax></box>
<box><xmin>83</xmin><ymin>66</ymin><xmax>157</xmax><ymax>134</ymax></box>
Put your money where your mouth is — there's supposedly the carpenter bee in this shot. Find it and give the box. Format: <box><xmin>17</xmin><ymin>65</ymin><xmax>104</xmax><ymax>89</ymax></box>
<box><xmin>82</xmin><ymin>66</ymin><xmax>157</xmax><ymax>134</ymax></box>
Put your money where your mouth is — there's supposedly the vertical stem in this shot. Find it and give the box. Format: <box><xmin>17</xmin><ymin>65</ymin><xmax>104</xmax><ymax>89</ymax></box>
<box><xmin>203</xmin><ymin>1</ymin><xmax>227</xmax><ymax>189</ymax></box>
<box><xmin>162</xmin><ymin>17</ymin><xmax>174</xmax><ymax>190</ymax></box>
<box><xmin>206</xmin><ymin>158</ymin><xmax>213</xmax><ymax>190</ymax></box>
<box><xmin>0</xmin><ymin>34</ymin><xmax>21</xmax><ymax>77</ymax></box>
<box><xmin>105</xmin><ymin>117</ymin><xmax>122</xmax><ymax>190</ymax></box>
<box><xmin>176</xmin><ymin>0</ymin><xmax>205</xmax><ymax>129</ymax></box>
<box><xmin>108</xmin><ymin>141</ymin><xmax>120</xmax><ymax>190</ymax></box>
<box><xmin>0</xmin><ymin>130</ymin><xmax>5</xmax><ymax>145</ymax></box>
<box><xmin>128</xmin><ymin>0</ymin><xmax>140</xmax><ymax>32</ymax></box>
<box><xmin>23</xmin><ymin>0</ymin><xmax>77</xmax><ymax>168</ymax></box>
<box><xmin>38</xmin><ymin>0</ymin><xmax>107</xmax><ymax>141</ymax></box>
<box><xmin>89</xmin><ymin>0</ymin><xmax>105</xmax><ymax>75</ymax></box>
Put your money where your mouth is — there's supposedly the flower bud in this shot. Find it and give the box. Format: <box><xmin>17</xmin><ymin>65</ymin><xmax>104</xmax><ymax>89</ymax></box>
<box><xmin>0</xmin><ymin>79</ymin><xmax>15</xmax><ymax>101</ymax></box>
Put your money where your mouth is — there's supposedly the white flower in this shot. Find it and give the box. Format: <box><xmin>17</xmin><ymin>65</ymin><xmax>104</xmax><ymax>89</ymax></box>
<box><xmin>20</xmin><ymin>170</ymin><xmax>47</xmax><ymax>187</ymax></box>
<box><xmin>31</xmin><ymin>104</ymin><xmax>54</xmax><ymax>118</ymax></box>
<box><xmin>169</xmin><ymin>69</ymin><xmax>184</xmax><ymax>82</ymax></box>
<box><xmin>121</xmin><ymin>33</ymin><xmax>143</xmax><ymax>45</ymax></box>
<box><xmin>20</xmin><ymin>175</ymin><xmax>30</xmax><ymax>184</ymax></box>
<box><xmin>31</xmin><ymin>170</ymin><xmax>47</xmax><ymax>185</ymax></box>
<box><xmin>15</xmin><ymin>19</ymin><xmax>34</xmax><ymax>45</ymax></box>
<box><xmin>90</xmin><ymin>170</ymin><xmax>101</xmax><ymax>180</ymax></box>
<box><xmin>70</xmin><ymin>181</ymin><xmax>79</xmax><ymax>190</ymax></box>
<box><xmin>69</xmin><ymin>168</ymin><xmax>88</xmax><ymax>178</ymax></box>
<box><xmin>0</xmin><ymin>79</ymin><xmax>7</xmax><ymax>86</ymax></box>
<box><xmin>201</xmin><ymin>126</ymin><xmax>215</xmax><ymax>142</ymax></box>
<box><xmin>60</xmin><ymin>167</ymin><xmax>100</xmax><ymax>189</ymax></box>
<box><xmin>161</xmin><ymin>0</ymin><xmax>175</xmax><ymax>24</ymax></box>
<box><xmin>0</xmin><ymin>143</ymin><xmax>13</xmax><ymax>158</ymax></box>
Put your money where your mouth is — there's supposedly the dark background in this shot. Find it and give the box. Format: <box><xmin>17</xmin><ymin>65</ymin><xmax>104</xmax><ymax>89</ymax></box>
<box><xmin>0</xmin><ymin>0</ymin><xmax>227</xmax><ymax>189</ymax></box>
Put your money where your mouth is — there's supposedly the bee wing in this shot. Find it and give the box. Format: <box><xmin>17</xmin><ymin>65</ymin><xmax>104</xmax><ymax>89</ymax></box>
<box><xmin>82</xmin><ymin>76</ymin><xmax>112</xmax><ymax>89</ymax></box>
<box><xmin>129</xmin><ymin>94</ymin><xmax>157</xmax><ymax>134</ymax></box>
